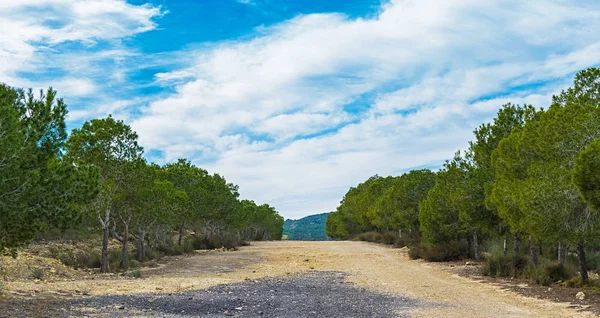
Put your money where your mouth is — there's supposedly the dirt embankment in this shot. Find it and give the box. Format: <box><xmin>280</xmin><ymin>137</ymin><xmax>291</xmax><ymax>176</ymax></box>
<box><xmin>2</xmin><ymin>241</ymin><xmax>598</xmax><ymax>317</ymax></box>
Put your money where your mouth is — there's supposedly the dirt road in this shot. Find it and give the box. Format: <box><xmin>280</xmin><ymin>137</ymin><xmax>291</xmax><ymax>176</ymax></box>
<box><xmin>3</xmin><ymin>241</ymin><xmax>596</xmax><ymax>317</ymax></box>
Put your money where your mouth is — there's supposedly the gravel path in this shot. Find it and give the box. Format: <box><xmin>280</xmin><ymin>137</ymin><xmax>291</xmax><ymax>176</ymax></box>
<box><xmin>7</xmin><ymin>271</ymin><xmax>425</xmax><ymax>317</ymax></box>
<box><xmin>2</xmin><ymin>241</ymin><xmax>596</xmax><ymax>317</ymax></box>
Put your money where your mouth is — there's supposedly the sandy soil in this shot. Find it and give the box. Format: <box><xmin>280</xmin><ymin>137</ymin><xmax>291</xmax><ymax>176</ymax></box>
<box><xmin>3</xmin><ymin>241</ymin><xmax>598</xmax><ymax>317</ymax></box>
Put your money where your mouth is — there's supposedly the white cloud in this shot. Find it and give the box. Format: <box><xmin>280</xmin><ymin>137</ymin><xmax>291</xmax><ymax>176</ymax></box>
<box><xmin>0</xmin><ymin>0</ymin><xmax>162</xmax><ymax>103</ymax></box>
<box><xmin>5</xmin><ymin>0</ymin><xmax>600</xmax><ymax>219</ymax></box>
<box><xmin>129</xmin><ymin>0</ymin><xmax>600</xmax><ymax>219</ymax></box>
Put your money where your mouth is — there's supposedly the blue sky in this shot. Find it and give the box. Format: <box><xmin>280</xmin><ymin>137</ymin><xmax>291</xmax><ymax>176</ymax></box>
<box><xmin>2</xmin><ymin>0</ymin><xmax>600</xmax><ymax>219</ymax></box>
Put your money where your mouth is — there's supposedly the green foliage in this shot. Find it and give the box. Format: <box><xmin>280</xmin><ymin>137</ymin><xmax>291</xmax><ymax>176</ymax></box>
<box><xmin>573</xmin><ymin>138</ymin><xmax>600</xmax><ymax>212</ymax></box>
<box><xmin>481</xmin><ymin>253</ymin><xmax>529</xmax><ymax>278</ymax></box>
<box><xmin>0</xmin><ymin>84</ymin><xmax>97</xmax><ymax>251</ymax></box>
<box><xmin>283</xmin><ymin>212</ymin><xmax>330</xmax><ymax>241</ymax></box>
<box><xmin>130</xmin><ymin>269</ymin><xmax>142</xmax><ymax>279</ymax></box>
<box><xmin>31</xmin><ymin>268</ymin><xmax>45</xmax><ymax>280</ymax></box>
<box><xmin>408</xmin><ymin>241</ymin><xmax>468</xmax><ymax>262</ymax></box>
<box><xmin>419</xmin><ymin>155</ymin><xmax>465</xmax><ymax>244</ymax></box>
<box><xmin>48</xmin><ymin>246</ymin><xmax>102</xmax><ymax>269</ymax></box>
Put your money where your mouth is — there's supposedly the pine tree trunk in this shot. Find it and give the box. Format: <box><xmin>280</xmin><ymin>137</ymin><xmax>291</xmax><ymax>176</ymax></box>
<box><xmin>101</xmin><ymin>225</ymin><xmax>110</xmax><ymax>273</ymax></box>
<box><xmin>473</xmin><ymin>232</ymin><xmax>480</xmax><ymax>261</ymax></box>
<box><xmin>137</xmin><ymin>230</ymin><xmax>145</xmax><ymax>262</ymax></box>
<box><xmin>577</xmin><ymin>241</ymin><xmax>589</xmax><ymax>285</ymax></box>
<box><xmin>178</xmin><ymin>222</ymin><xmax>185</xmax><ymax>245</ymax></box>
<box><xmin>529</xmin><ymin>236</ymin><xmax>538</xmax><ymax>266</ymax></box>
<box><xmin>119</xmin><ymin>223</ymin><xmax>129</xmax><ymax>269</ymax></box>
<box><xmin>558</xmin><ymin>241</ymin><xmax>564</xmax><ymax>266</ymax></box>
<box><xmin>514</xmin><ymin>234</ymin><xmax>519</xmax><ymax>254</ymax></box>
<box><xmin>467</xmin><ymin>237</ymin><xmax>472</xmax><ymax>259</ymax></box>
<box><xmin>503</xmin><ymin>235</ymin><xmax>508</xmax><ymax>256</ymax></box>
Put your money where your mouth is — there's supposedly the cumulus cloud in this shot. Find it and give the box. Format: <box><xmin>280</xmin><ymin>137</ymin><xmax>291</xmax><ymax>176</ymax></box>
<box><xmin>5</xmin><ymin>0</ymin><xmax>600</xmax><ymax>219</ymax></box>
<box><xmin>0</xmin><ymin>0</ymin><xmax>162</xmax><ymax>109</ymax></box>
<box><xmin>128</xmin><ymin>0</ymin><xmax>600</xmax><ymax>219</ymax></box>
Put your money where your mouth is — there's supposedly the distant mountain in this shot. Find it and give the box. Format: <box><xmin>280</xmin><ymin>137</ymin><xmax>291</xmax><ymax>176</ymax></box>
<box><xmin>283</xmin><ymin>212</ymin><xmax>332</xmax><ymax>241</ymax></box>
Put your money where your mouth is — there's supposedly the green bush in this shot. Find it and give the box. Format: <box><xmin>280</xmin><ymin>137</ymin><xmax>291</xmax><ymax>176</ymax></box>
<box><xmin>543</xmin><ymin>262</ymin><xmax>575</xmax><ymax>282</ymax></box>
<box><xmin>408</xmin><ymin>243</ymin><xmax>424</xmax><ymax>259</ymax></box>
<box><xmin>356</xmin><ymin>232</ymin><xmax>383</xmax><ymax>243</ymax></box>
<box><xmin>31</xmin><ymin>268</ymin><xmax>45</xmax><ymax>280</ymax></box>
<box><xmin>192</xmin><ymin>233</ymin><xmax>239</xmax><ymax>250</ymax></box>
<box><xmin>481</xmin><ymin>253</ymin><xmax>529</xmax><ymax>278</ymax></box>
<box><xmin>394</xmin><ymin>236</ymin><xmax>408</xmax><ymax>248</ymax></box>
<box><xmin>48</xmin><ymin>246</ymin><xmax>102</xmax><ymax>270</ymax></box>
<box><xmin>128</xmin><ymin>259</ymin><xmax>141</xmax><ymax>269</ymax></box>
<box><xmin>183</xmin><ymin>238</ymin><xmax>195</xmax><ymax>253</ymax></box>
<box><xmin>355</xmin><ymin>231</ymin><xmax>398</xmax><ymax>245</ymax></box>
<box><xmin>129</xmin><ymin>268</ymin><xmax>142</xmax><ymax>279</ymax></box>
<box><xmin>587</xmin><ymin>252</ymin><xmax>600</xmax><ymax>273</ymax></box>
<box><xmin>525</xmin><ymin>263</ymin><xmax>553</xmax><ymax>286</ymax></box>
<box><xmin>408</xmin><ymin>241</ymin><xmax>468</xmax><ymax>262</ymax></box>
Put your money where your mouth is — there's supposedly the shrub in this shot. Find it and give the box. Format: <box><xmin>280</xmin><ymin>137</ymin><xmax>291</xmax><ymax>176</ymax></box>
<box><xmin>408</xmin><ymin>243</ymin><xmax>424</xmax><ymax>260</ymax></box>
<box><xmin>193</xmin><ymin>233</ymin><xmax>239</xmax><ymax>250</ymax></box>
<box><xmin>543</xmin><ymin>262</ymin><xmax>575</xmax><ymax>282</ymax></box>
<box><xmin>356</xmin><ymin>232</ymin><xmax>383</xmax><ymax>243</ymax></box>
<box><xmin>587</xmin><ymin>252</ymin><xmax>600</xmax><ymax>273</ymax></box>
<box><xmin>566</xmin><ymin>277</ymin><xmax>583</xmax><ymax>288</ymax></box>
<box><xmin>481</xmin><ymin>253</ymin><xmax>529</xmax><ymax>278</ymax></box>
<box><xmin>31</xmin><ymin>268</ymin><xmax>45</xmax><ymax>280</ymax></box>
<box><xmin>129</xmin><ymin>269</ymin><xmax>142</xmax><ymax>279</ymax></box>
<box><xmin>525</xmin><ymin>263</ymin><xmax>552</xmax><ymax>286</ymax></box>
<box><xmin>128</xmin><ymin>259</ymin><xmax>141</xmax><ymax>269</ymax></box>
<box><xmin>183</xmin><ymin>238</ymin><xmax>195</xmax><ymax>253</ymax></box>
<box><xmin>408</xmin><ymin>241</ymin><xmax>468</xmax><ymax>262</ymax></box>
<box><xmin>394</xmin><ymin>236</ymin><xmax>408</xmax><ymax>248</ymax></box>
<box><xmin>78</xmin><ymin>251</ymin><xmax>102</xmax><ymax>269</ymax></box>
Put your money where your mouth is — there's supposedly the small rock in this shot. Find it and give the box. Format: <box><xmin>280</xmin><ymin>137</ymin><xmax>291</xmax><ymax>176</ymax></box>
<box><xmin>235</xmin><ymin>307</ymin><xmax>243</xmax><ymax>311</ymax></box>
<box><xmin>223</xmin><ymin>311</ymin><xmax>234</xmax><ymax>316</ymax></box>
<box><xmin>547</xmin><ymin>288</ymin><xmax>552</xmax><ymax>292</ymax></box>
<box><xmin>118</xmin><ymin>306</ymin><xmax>125</xmax><ymax>310</ymax></box>
<box><xmin>258</xmin><ymin>311</ymin><xmax>264</xmax><ymax>315</ymax></box>
<box><xmin>576</xmin><ymin>291</ymin><xmax>586</xmax><ymax>300</ymax></box>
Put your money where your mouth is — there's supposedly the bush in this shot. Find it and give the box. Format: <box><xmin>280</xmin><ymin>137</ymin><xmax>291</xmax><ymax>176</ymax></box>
<box><xmin>192</xmin><ymin>233</ymin><xmax>239</xmax><ymax>250</ymax></box>
<box><xmin>31</xmin><ymin>268</ymin><xmax>45</xmax><ymax>280</ymax></box>
<box><xmin>543</xmin><ymin>262</ymin><xmax>575</xmax><ymax>282</ymax></box>
<box><xmin>408</xmin><ymin>241</ymin><xmax>468</xmax><ymax>262</ymax></box>
<box><xmin>355</xmin><ymin>231</ymin><xmax>398</xmax><ymax>245</ymax></box>
<box><xmin>525</xmin><ymin>263</ymin><xmax>552</xmax><ymax>286</ymax></box>
<box><xmin>48</xmin><ymin>247</ymin><xmax>103</xmax><ymax>270</ymax></box>
<box><xmin>394</xmin><ymin>236</ymin><xmax>408</xmax><ymax>248</ymax></box>
<box><xmin>129</xmin><ymin>269</ymin><xmax>142</xmax><ymax>279</ymax></box>
<box><xmin>356</xmin><ymin>232</ymin><xmax>383</xmax><ymax>243</ymax></box>
<box><xmin>183</xmin><ymin>238</ymin><xmax>195</xmax><ymax>253</ymax></box>
<box><xmin>408</xmin><ymin>243</ymin><xmax>424</xmax><ymax>260</ymax></box>
<box><xmin>587</xmin><ymin>252</ymin><xmax>600</xmax><ymax>273</ymax></box>
<box><xmin>128</xmin><ymin>259</ymin><xmax>141</xmax><ymax>269</ymax></box>
<box><xmin>481</xmin><ymin>253</ymin><xmax>529</xmax><ymax>278</ymax></box>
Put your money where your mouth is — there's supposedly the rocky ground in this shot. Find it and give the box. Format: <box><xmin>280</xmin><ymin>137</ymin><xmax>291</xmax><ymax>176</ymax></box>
<box><xmin>2</xmin><ymin>271</ymin><xmax>424</xmax><ymax>317</ymax></box>
<box><xmin>1</xmin><ymin>241</ymin><xmax>598</xmax><ymax>317</ymax></box>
